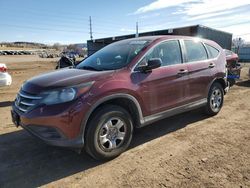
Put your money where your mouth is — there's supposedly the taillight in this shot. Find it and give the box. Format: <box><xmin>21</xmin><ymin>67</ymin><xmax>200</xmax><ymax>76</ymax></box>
<box><xmin>0</xmin><ymin>66</ymin><xmax>7</xmax><ymax>72</ymax></box>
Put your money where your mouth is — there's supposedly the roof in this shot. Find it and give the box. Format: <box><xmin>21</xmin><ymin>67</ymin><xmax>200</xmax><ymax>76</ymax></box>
<box><xmin>104</xmin><ymin>35</ymin><xmax>213</xmax><ymax>44</ymax></box>
<box><xmin>88</xmin><ymin>24</ymin><xmax>232</xmax><ymax>43</ymax></box>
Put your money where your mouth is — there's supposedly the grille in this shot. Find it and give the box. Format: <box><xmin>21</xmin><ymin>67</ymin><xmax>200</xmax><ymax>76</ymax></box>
<box><xmin>15</xmin><ymin>90</ymin><xmax>42</xmax><ymax>113</ymax></box>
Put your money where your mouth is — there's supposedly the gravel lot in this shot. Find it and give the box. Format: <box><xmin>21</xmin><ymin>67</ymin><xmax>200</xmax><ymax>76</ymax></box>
<box><xmin>0</xmin><ymin>56</ymin><xmax>249</xmax><ymax>188</ymax></box>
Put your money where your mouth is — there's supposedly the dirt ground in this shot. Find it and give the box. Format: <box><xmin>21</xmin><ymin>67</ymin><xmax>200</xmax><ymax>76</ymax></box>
<box><xmin>0</xmin><ymin>56</ymin><xmax>249</xmax><ymax>188</ymax></box>
<box><xmin>0</xmin><ymin>55</ymin><xmax>60</xmax><ymax>64</ymax></box>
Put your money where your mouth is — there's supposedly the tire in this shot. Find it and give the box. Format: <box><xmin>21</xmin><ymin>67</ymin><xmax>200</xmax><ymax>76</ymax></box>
<box><xmin>228</xmin><ymin>78</ymin><xmax>236</xmax><ymax>87</ymax></box>
<box><xmin>205</xmin><ymin>82</ymin><xmax>224</xmax><ymax>116</ymax></box>
<box><xmin>85</xmin><ymin>105</ymin><xmax>133</xmax><ymax>160</ymax></box>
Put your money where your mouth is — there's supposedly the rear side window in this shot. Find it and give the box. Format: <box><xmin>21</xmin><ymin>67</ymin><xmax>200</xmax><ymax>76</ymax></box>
<box><xmin>184</xmin><ymin>40</ymin><xmax>208</xmax><ymax>62</ymax></box>
<box><xmin>205</xmin><ymin>44</ymin><xmax>219</xmax><ymax>58</ymax></box>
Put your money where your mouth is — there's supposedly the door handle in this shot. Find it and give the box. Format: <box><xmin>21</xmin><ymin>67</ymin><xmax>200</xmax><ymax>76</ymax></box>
<box><xmin>209</xmin><ymin>63</ymin><xmax>215</xmax><ymax>68</ymax></box>
<box><xmin>177</xmin><ymin>69</ymin><xmax>188</xmax><ymax>76</ymax></box>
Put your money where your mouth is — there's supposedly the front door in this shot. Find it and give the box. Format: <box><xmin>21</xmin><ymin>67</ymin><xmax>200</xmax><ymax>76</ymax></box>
<box><xmin>132</xmin><ymin>40</ymin><xmax>189</xmax><ymax>116</ymax></box>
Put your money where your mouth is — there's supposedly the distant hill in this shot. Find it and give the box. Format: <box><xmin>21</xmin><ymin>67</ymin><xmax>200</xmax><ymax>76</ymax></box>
<box><xmin>74</xmin><ymin>43</ymin><xmax>87</xmax><ymax>48</ymax></box>
<box><xmin>0</xmin><ymin>42</ymin><xmax>87</xmax><ymax>49</ymax></box>
<box><xmin>0</xmin><ymin>42</ymin><xmax>48</xmax><ymax>49</ymax></box>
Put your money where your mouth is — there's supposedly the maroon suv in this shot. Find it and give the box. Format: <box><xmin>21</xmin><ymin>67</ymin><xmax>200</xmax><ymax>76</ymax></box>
<box><xmin>11</xmin><ymin>36</ymin><xmax>229</xmax><ymax>160</ymax></box>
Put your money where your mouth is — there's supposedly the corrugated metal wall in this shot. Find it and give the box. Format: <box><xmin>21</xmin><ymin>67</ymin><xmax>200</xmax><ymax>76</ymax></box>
<box><xmin>87</xmin><ymin>25</ymin><xmax>232</xmax><ymax>56</ymax></box>
<box><xmin>87</xmin><ymin>41</ymin><xmax>107</xmax><ymax>57</ymax></box>
<box><xmin>197</xmin><ymin>26</ymin><xmax>232</xmax><ymax>49</ymax></box>
<box><xmin>239</xmin><ymin>47</ymin><xmax>250</xmax><ymax>61</ymax></box>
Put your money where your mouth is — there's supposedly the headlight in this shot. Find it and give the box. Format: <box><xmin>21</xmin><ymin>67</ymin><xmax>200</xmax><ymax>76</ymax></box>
<box><xmin>41</xmin><ymin>88</ymin><xmax>77</xmax><ymax>105</ymax></box>
<box><xmin>40</xmin><ymin>81</ymin><xmax>94</xmax><ymax>105</ymax></box>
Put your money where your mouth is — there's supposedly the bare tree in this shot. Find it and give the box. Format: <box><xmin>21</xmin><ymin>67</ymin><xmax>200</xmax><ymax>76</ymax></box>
<box><xmin>52</xmin><ymin>43</ymin><xmax>63</xmax><ymax>51</ymax></box>
<box><xmin>67</xmin><ymin>44</ymin><xmax>78</xmax><ymax>51</ymax></box>
<box><xmin>65</xmin><ymin>44</ymin><xmax>87</xmax><ymax>57</ymax></box>
<box><xmin>233</xmin><ymin>37</ymin><xmax>244</xmax><ymax>54</ymax></box>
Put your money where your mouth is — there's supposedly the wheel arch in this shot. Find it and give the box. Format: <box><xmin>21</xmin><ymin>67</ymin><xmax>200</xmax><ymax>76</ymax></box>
<box><xmin>81</xmin><ymin>94</ymin><xmax>144</xmax><ymax>143</ymax></box>
<box><xmin>207</xmin><ymin>77</ymin><xmax>227</xmax><ymax>96</ymax></box>
<box><xmin>214</xmin><ymin>78</ymin><xmax>226</xmax><ymax>89</ymax></box>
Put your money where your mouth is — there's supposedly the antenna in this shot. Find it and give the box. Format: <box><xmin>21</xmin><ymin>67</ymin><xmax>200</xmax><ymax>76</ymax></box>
<box><xmin>136</xmin><ymin>21</ymin><xmax>139</xmax><ymax>38</ymax></box>
<box><xmin>89</xmin><ymin>16</ymin><xmax>93</xmax><ymax>40</ymax></box>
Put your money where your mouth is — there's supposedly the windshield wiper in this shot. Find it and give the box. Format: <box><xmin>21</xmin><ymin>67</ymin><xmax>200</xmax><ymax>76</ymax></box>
<box><xmin>80</xmin><ymin>66</ymin><xmax>101</xmax><ymax>71</ymax></box>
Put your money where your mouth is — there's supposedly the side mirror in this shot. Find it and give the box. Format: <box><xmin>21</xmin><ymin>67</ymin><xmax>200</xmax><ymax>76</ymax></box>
<box><xmin>138</xmin><ymin>58</ymin><xmax>162</xmax><ymax>72</ymax></box>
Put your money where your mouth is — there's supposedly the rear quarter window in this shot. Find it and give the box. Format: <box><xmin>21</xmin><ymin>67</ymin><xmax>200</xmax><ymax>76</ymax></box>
<box><xmin>205</xmin><ymin>44</ymin><xmax>220</xmax><ymax>59</ymax></box>
<box><xmin>184</xmin><ymin>40</ymin><xmax>208</xmax><ymax>62</ymax></box>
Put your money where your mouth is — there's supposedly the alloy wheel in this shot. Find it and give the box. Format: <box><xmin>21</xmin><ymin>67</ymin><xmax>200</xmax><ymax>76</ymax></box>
<box><xmin>210</xmin><ymin>88</ymin><xmax>222</xmax><ymax>111</ymax></box>
<box><xmin>98</xmin><ymin>117</ymin><xmax>126</xmax><ymax>151</ymax></box>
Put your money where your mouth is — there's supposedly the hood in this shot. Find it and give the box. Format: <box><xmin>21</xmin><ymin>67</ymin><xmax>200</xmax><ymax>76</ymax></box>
<box><xmin>22</xmin><ymin>68</ymin><xmax>114</xmax><ymax>94</ymax></box>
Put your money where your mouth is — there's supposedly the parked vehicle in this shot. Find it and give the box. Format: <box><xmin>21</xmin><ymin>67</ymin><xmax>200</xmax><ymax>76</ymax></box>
<box><xmin>67</xmin><ymin>52</ymin><xmax>79</xmax><ymax>59</ymax></box>
<box><xmin>11</xmin><ymin>36</ymin><xmax>229</xmax><ymax>160</ymax></box>
<box><xmin>0</xmin><ymin>64</ymin><xmax>12</xmax><ymax>87</ymax></box>
<box><xmin>224</xmin><ymin>49</ymin><xmax>241</xmax><ymax>86</ymax></box>
<box><xmin>56</xmin><ymin>55</ymin><xmax>75</xmax><ymax>69</ymax></box>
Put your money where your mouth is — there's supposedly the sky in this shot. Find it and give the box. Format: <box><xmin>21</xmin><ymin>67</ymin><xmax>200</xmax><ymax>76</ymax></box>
<box><xmin>0</xmin><ymin>0</ymin><xmax>250</xmax><ymax>44</ymax></box>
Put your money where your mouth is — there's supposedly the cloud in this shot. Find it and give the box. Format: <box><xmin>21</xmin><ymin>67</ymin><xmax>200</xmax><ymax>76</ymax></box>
<box><xmin>133</xmin><ymin>0</ymin><xmax>193</xmax><ymax>14</ymax></box>
<box><xmin>182</xmin><ymin>0</ymin><xmax>250</xmax><ymax>16</ymax></box>
<box><xmin>186</xmin><ymin>10</ymin><xmax>234</xmax><ymax>20</ymax></box>
<box><xmin>219</xmin><ymin>22</ymin><xmax>250</xmax><ymax>41</ymax></box>
<box><xmin>139</xmin><ymin>13</ymin><xmax>161</xmax><ymax>19</ymax></box>
<box><xmin>133</xmin><ymin>0</ymin><xmax>250</xmax><ymax>16</ymax></box>
<box><xmin>130</xmin><ymin>0</ymin><xmax>250</xmax><ymax>41</ymax></box>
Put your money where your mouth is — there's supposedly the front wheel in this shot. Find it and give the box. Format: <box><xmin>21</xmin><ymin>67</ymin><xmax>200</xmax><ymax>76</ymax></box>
<box><xmin>85</xmin><ymin>105</ymin><xmax>133</xmax><ymax>160</ymax></box>
<box><xmin>205</xmin><ymin>83</ymin><xmax>224</xmax><ymax>116</ymax></box>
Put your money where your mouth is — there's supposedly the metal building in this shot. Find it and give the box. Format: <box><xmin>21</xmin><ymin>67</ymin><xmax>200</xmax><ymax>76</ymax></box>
<box><xmin>239</xmin><ymin>47</ymin><xmax>250</xmax><ymax>61</ymax></box>
<box><xmin>87</xmin><ymin>24</ymin><xmax>232</xmax><ymax>56</ymax></box>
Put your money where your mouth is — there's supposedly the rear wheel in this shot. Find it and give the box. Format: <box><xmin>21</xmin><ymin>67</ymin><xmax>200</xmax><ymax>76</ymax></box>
<box><xmin>205</xmin><ymin>83</ymin><xmax>224</xmax><ymax>116</ymax></box>
<box><xmin>85</xmin><ymin>105</ymin><xmax>133</xmax><ymax>160</ymax></box>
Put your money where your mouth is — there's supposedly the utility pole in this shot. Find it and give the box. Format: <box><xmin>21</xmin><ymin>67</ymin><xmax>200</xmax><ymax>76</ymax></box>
<box><xmin>135</xmin><ymin>21</ymin><xmax>139</xmax><ymax>38</ymax></box>
<box><xmin>89</xmin><ymin>16</ymin><xmax>93</xmax><ymax>40</ymax></box>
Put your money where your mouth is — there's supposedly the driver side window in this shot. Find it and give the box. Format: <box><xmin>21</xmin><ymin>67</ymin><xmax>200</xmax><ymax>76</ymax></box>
<box><xmin>141</xmin><ymin>46</ymin><xmax>159</xmax><ymax>64</ymax></box>
<box><xmin>138</xmin><ymin>40</ymin><xmax>182</xmax><ymax>67</ymax></box>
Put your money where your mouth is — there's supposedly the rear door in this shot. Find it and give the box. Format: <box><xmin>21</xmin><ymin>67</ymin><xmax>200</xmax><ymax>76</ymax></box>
<box><xmin>132</xmin><ymin>40</ymin><xmax>189</xmax><ymax>115</ymax></box>
<box><xmin>182</xmin><ymin>39</ymin><xmax>214</xmax><ymax>102</ymax></box>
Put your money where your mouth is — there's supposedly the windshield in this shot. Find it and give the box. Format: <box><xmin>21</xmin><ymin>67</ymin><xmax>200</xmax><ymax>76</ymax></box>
<box><xmin>76</xmin><ymin>39</ymin><xmax>150</xmax><ymax>71</ymax></box>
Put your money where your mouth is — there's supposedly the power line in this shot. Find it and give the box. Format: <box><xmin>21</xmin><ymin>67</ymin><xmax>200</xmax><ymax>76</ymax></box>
<box><xmin>1</xmin><ymin>14</ymin><xmax>128</xmax><ymax>33</ymax></box>
<box><xmin>0</xmin><ymin>7</ymin><xmax>89</xmax><ymax>22</ymax></box>
<box><xmin>0</xmin><ymin>23</ymin><xmax>90</xmax><ymax>34</ymax></box>
<box><xmin>0</xmin><ymin>21</ymin><xmax>89</xmax><ymax>31</ymax></box>
<box><xmin>218</xmin><ymin>20</ymin><xmax>250</xmax><ymax>28</ymax></box>
<box><xmin>0</xmin><ymin>16</ymin><xmax>127</xmax><ymax>33</ymax></box>
<box><xmin>0</xmin><ymin>23</ymin><xmax>121</xmax><ymax>37</ymax></box>
<box><xmin>0</xmin><ymin>6</ymin><xmax>127</xmax><ymax>26</ymax></box>
<box><xmin>0</xmin><ymin>7</ymin><xmax>127</xmax><ymax>27</ymax></box>
<box><xmin>234</xmin><ymin>33</ymin><xmax>250</xmax><ymax>36</ymax></box>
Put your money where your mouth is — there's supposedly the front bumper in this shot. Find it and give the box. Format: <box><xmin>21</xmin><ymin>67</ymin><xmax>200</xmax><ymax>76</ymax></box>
<box><xmin>11</xmin><ymin>98</ymin><xmax>88</xmax><ymax>149</ymax></box>
<box><xmin>20</xmin><ymin>123</ymin><xmax>84</xmax><ymax>148</ymax></box>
